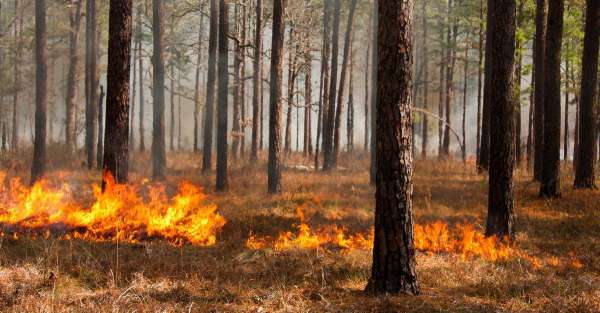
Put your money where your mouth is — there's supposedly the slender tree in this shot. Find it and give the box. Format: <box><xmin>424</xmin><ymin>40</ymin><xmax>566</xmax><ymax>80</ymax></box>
<box><xmin>442</xmin><ymin>0</ymin><xmax>457</xmax><ymax>157</ymax></box>
<box><xmin>12</xmin><ymin>0</ymin><xmax>21</xmax><ymax>151</ymax></box>
<box><xmin>251</xmin><ymin>0</ymin><xmax>263</xmax><ymax>160</ymax></box>
<box><xmin>268</xmin><ymin>0</ymin><xmax>285</xmax><ymax>194</ymax></box>
<box><xmin>574</xmin><ymin>0</ymin><xmax>599</xmax><ymax>189</ymax></box>
<box><xmin>485</xmin><ymin>0</ymin><xmax>516</xmax><ymax>239</ymax></box>
<box><xmin>315</xmin><ymin>0</ymin><xmax>332</xmax><ymax>171</ymax></box>
<box><xmin>193</xmin><ymin>13</ymin><xmax>204</xmax><ymax>153</ymax></box>
<box><xmin>421</xmin><ymin>0</ymin><xmax>429</xmax><ymax>159</ymax></box>
<box><xmin>215</xmin><ymin>0</ymin><xmax>229</xmax><ymax>192</ymax></box>
<box><xmin>103</xmin><ymin>0</ymin><xmax>133</xmax><ymax>185</ymax></box>
<box><xmin>96</xmin><ymin>85</ymin><xmax>105</xmax><ymax>169</ymax></box>
<box><xmin>66</xmin><ymin>0</ymin><xmax>83</xmax><ymax>156</ymax></box>
<box><xmin>304</xmin><ymin>52</ymin><xmax>313</xmax><ymax>157</ymax></box>
<box><xmin>202</xmin><ymin>0</ymin><xmax>218</xmax><ymax>172</ymax></box>
<box><xmin>478</xmin><ymin>0</ymin><xmax>493</xmax><ymax>172</ymax></box>
<box><xmin>539</xmin><ymin>0</ymin><xmax>564</xmax><ymax>198</ymax></box>
<box><xmin>31</xmin><ymin>0</ymin><xmax>48</xmax><ymax>184</ymax></box>
<box><xmin>322</xmin><ymin>0</ymin><xmax>341</xmax><ymax>170</ymax></box>
<box><xmin>87</xmin><ymin>0</ymin><xmax>99</xmax><ymax>170</ymax></box>
<box><xmin>369</xmin><ymin>0</ymin><xmax>378</xmax><ymax>185</ymax></box>
<box><xmin>366</xmin><ymin>0</ymin><xmax>419</xmax><ymax>295</ymax></box>
<box><xmin>475</xmin><ymin>0</ymin><xmax>484</xmax><ymax>164</ymax></box>
<box><xmin>152</xmin><ymin>0</ymin><xmax>167</xmax><ymax>180</ymax></box>
<box><xmin>137</xmin><ymin>7</ymin><xmax>146</xmax><ymax>152</ymax></box>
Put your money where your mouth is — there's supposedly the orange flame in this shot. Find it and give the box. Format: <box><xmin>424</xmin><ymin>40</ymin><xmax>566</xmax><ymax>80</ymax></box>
<box><xmin>0</xmin><ymin>172</ymin><xmax>226</xmax><ymax>246</ymax></box>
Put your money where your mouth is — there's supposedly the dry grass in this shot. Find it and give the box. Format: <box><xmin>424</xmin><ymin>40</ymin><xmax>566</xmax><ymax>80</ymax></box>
<box><xmin>0</xmin><ymin>150</ymin><xmax>598</xmax><ymax>312</ymax></box>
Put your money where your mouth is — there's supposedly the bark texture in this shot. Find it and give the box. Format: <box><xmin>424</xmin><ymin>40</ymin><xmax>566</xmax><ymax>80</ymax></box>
<box><xmin>215</xmin><ymin>0</ymin><xmax>229</xmax><ymax>192</ymax></box>
<box><xmin>268</xmin><ymin>0</ymin><xmax>285</xmax><ymax>194</ymax></box>
<box><xmin>152</xmin><ymin>0</ymin><xmax>166</xmax><ymax>180</ymax></box>
<box><xmin>31</xmin><ymin>0</ymin><xmax>48</xmax><ymax>184</ymax></box>
<box><xmin>202</xmin><ymin>0</ymin><xmax>218</xmax><ymax>172</ymax></box>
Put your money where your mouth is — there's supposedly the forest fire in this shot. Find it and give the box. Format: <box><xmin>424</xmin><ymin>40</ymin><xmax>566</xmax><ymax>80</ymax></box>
<box><xmin>0</xmin><ymin>172</ymin><xmax>226</xmax><ymax>246</ymax></box>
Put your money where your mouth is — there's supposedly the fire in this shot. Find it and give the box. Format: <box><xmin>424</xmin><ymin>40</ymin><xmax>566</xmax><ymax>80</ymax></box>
<box><xmin>0</xmin><ymin>172</ymin><xmax>226</xmax><ymax>246</ymax></box>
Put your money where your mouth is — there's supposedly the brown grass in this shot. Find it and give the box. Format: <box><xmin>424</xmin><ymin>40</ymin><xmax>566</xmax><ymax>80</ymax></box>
<box><xmin>0</xmin><ymin>150</ymin><xmax>598</xmax><ymax>312</ymax></box>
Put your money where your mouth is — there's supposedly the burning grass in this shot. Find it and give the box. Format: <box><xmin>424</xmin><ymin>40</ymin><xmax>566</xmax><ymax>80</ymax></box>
<box><xmin>0</xmin><ymin>153</ymin><xmax>598</xmax><ymax>312</ymax></box>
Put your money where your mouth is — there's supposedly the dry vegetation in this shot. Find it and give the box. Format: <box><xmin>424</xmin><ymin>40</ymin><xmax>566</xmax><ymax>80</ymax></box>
<box><xmin>0</xmin><ymin>150</ymin><xmax>598</xmax><ymax>312</ymax></box>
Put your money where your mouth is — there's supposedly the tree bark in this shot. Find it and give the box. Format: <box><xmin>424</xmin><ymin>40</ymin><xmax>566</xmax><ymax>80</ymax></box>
<box><xmin>202</xmin><ymin>0</ymin><xmax>218</xmax><ymax>172</ymax></box>
<box><xmin>442</xmin><ymin>0</ymin><xmax>457</xmax><ymax>157</ymax></box>
<box><xmin>420</xmin><ymin>0</ymin><xmax>429</xmax><ymax>159</ymax></box>
<box><xmin>461</xmin><ymin>37</ymin><xmax>469</xmax><ymax>163</ymax></box>
<box><xmin>533</xmin><ymin>0</ymin><xmax>547</xmax><ymax>181</ymax></box>
<box><xmin>485</xmin><ymin>0</ymin><xmax>516</xmax><ymax>239</ymax></box>
<box><xmin>251</xmin><ymin>0</ymin><xmax>262</xmax><ymax>160</ymax></box>
<box><xmin>193</xmin><ymin>12</ymin><xmax>204</xmax><ymax>153</ymax></box>
<box><xmin>96</xmin><ymin>85</ymin><xmax>105</xmax><ymax>169</ymax></box>
<box><xmin>304</xmin><ymin>52</ymin><xmax>313</xmax><ymax>157</ymax></box>
<box><xmin>152</xmin><ymin>0</ymin><xmax>167</xmax><ymax>180</ymax></box>
<box><xmin>215</xmin><ymin>0</ymin><xmax>229</xmax><ymax>192</ymax></box>
<box><xmin>475</xmin><ymin>0</ymin><xmax>483</xmax><ymax>165</ymax></box>
<box><xmin>346</xmin><ymin>39</ymin><xmax>354</xmax><ymax>152</ymax></box>
<box><xmin>539</xmin><ymin>0</ymin><xmax>564</xmax><ymax>197</ymax></box>
<box><xmin>437</xmin><ymin>26</ymin><xmax>445</xmax><ymax>158</ymax></box>
<box><xmin>284</xmin><ymin>27</ymin><xmax>297</xmax><ymax>155</ymax></box>
<box><xmin>478</xmin><ymin>0</ymin><xmax>493</xmax><ymax>172</ymax></box>
<box><xmin>268</xmin><ymin>0</ymin><xmax>285</xmax><ymax>194</ymax></box>
<box><xmin>138</xmin><ymin>6</ymin><xmax>146</xmax><ymax>152</ymax></box>
<box><xmin>366</xmin><ymin>0</ymin><xmax>419</xmax><ymax>296</ymax></box>
<box><xmin>66</xmin><ymin>0</ymin><xmax>83</xmax><ymax>156</ymax></box>
<box><xmin>574</xmin><ymin>0</ymin><xmax>599</xmax><ymax>189</ymax></box>
<box><xmin>322</xmin><ymin>0</ymin><xmax>341</xmax><ymax>171</ymax></box>
<box><xmin>12</xmin><ymin>0</ymin><xmax>21</xmax><ymax>152</ymax></box>
<box><xmin>369</xmin><ymin>0</ymin><xmax>378</xmax><ymax>185</ymax></box>
<box><xmin>332</xmin><ymin>0</ymin><xmax>358</xmax><ymax>164</ymax></box>
<box><xmin>31</xmin><ymin>0</ymin><xmax>48</xmax><ymax>184</ymax></box>
<box><xmin>86</xmin><ymin>0</ymin><xmax>99</xmax><ymax>170</ymax></box>
<box><xmin>232</xmin><ymin>3</ymin><xmax>242</xmax><ymax>159</ymax></box>
<box><xmin>170</xmin><ymin>64</ymin><xmax>175</xmax><ymax>151</ymax></box>
<box><xmin>563</xmin><ymin>55</ymin><xmax>569</xmax><ymax>163</ymax></box>
<box><xmin>315</xmin><ymin>0</ymin><xmax>332</xmax><ymax>171</ymax></box>
<box><xmin>103</xmin><ymin>0</ymin><xmax>132</xmax><ymax>184</ymax></box>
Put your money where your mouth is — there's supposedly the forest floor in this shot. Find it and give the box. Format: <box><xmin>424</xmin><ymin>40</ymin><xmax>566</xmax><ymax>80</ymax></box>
<box><xmin>0</xmin><ymin>151</ymin><xmax>598</xmax><ymax>312</ymax></box>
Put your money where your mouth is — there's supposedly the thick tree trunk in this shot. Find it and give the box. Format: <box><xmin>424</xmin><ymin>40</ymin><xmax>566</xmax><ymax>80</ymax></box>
<box><xmin>251</xmin><ymin>0</ymin><xmax>262</xmax><ymax>160</ymax></box>
<box><xmin>31</xmin><ymin>0</ymin><xmax>48</xmax><ymax>184</ymax></box>
<box><xmin>539</xmin><ymin>0</ymin><xmax>564</xmax><ymax>197</ymax></box>
<box><xmin>268</xmin><ymin>0</ymin><xmax>285</xmax><ymax>194</ymax></box>
<box><xmin>322</xmin><ymin>0</ymin><xmax>341</xmax><ymax>171</ymax></box>
<box><xmin>574</xmin><ymin>0</ymin><xmax>599</xmax><ymax>189</ymax></box>
<box><xmin>215</xmin><ymin>0</ymin><xmax>229</xmax><ymax>192</ymax></box>
<box><xmin>485</xmin><ymin>0</ymin><xmax>516</xmax><ymax>239</ymax></box>
<box><xmin>103</xmin><ymin>0</ymin><xmax>132</xmax><ymax>184</ymax></box>
<box><xmin>152</xmin><ymin>0</ymin><xmax>167</xmax><ymax>180</ymax></box>
<box><xmin>86</xmin><ymin>0</ymin><xmax>99</xmax><ymax>170</ymax></box>
<box><xmin>533</xmin><ymin>0</ymin><xmax>547</xmax><ymax>181</ymax></box>
<box><xmin>366</xmin><ymin>0</ymin><xmax>419</xmax><ymax>295</ymax></box>
<box><xmin>332</xmin><ymin>0</ymin><xmax>358</xmax><ymax>164</ymax></box>
<box><xmin>66</xmin><ymin>0</ymin><xmax>83</xmax><ymax>156</ymax></box>
<box><xmin>202</xmin><ymin>0</ymin><xmax>218</xmax><ymax>172</ymax></box>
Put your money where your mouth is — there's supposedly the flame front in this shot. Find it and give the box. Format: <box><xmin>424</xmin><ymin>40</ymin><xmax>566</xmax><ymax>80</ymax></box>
<box><xmin>0</xmin><ymin>173</ymin><xmax>226</xmax><ymax>246</ymax></box>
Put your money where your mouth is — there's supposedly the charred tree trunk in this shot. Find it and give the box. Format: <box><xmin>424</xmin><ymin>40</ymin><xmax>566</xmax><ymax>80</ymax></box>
<box><xmin>215</xmin><ymin>0</ymin><xmax>229</xmax><ymax>192</ymax></box>
<box><xmin>485</xmin><ymin>0</ymin><xmax>516</xmax><ymax>239</ymax></box>
<box><xmin>251</xmin><ymin>0</ymin><xmax>263</xmax><ymax>160</ymax></box>
<box><xmin>96</xmin><ymin>85</ymin><xmax>105</xmax><ymax>169</ymax></box>
<box><xmin>66</xmin><ymin>0</ymin><xmax>83</xmax><ymax>156</ymax></box>
<box><xmin>533</xmin><ymin>0</ymin><xmax>547</xmax><ymax>181</ymax></box>
<box><xmin>322</xmin><ymin>0</ymin><xmax>341</xmax><ymax>171</ymax></box>
<box><xmin>202</xmin><ymin>0</ymin><xmax>218</xmax><ymax>172</ymax></box>
<box><xmin>539</xmin><ymin>0</ymin><xmax>564</xmax><ymax>198</ymax></box>
<box><xmin>574</xmin><ymin>0</ymin><xmax>599</xmax><ymax>189</ymax></box>
<box><xmin>31</xmin><ymin>0</ymin><xmax>48</xmax><ymax>184</ymax></box>
<box><xmin>366</xmin><ymin>0</ymin><xmax>419</xmax><ymax>295</ymax></box>
<box><xmin>268</xmin><ymin>0</ymin><xmax>285</xmax><ymax>194</ymax></box>
<box><xmin>103</xmin><ymin>0</ymin><xmax>132</xmax><ymax>184</ymax></box>
<box><xmin>152</xmin><ymin>0</ymin><xmax>167</xmax><ymax>180</ymax></box>
<box><xmin>332</xmin><ymin>0</ymin><xmax>358</xmax><ymax>164</ymax></box>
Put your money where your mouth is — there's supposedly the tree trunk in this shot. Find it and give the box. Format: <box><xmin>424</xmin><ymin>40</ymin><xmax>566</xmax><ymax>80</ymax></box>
<box><xmin>364</xmin><ymin>7</ymin><xmax>372</xmax><ymax>153</ymax></box>
<box><xmin>369</xmin><ymin>0</ymin><xmax>378</xmax><ymax>185</ymax></box>
<box><xmin>304</xmin><ymin>52</ymin><xmax>313</xmax><ymax>157</ymax></box>
<box><xmin>86</xmin><ymin>0</ymin><xmax>99</xmax><ymax>170</ymax></box>
<box><xmin>103</xmin><ymin>0</ymin><xmax>132</xmax><ymax>185</ymax></box>
<box><xmin>573</xmin><ymin>92</ymin><xmax>580</xmax><ymax>168</ymax></box>
<box><xmin>332</xmin><ymin>0</ymin><xmax>358</xmax><ymax>165</ymax></box>
<box><xmin>170</xmin><ymin>64</ymin><xmax>175</xmax><ymax>151</ymax></box>
<box><xmin>515</xmin><ymin>0</ymin><xmax>524</xmax><ymax>166</ymax></box>
<box><xmin>574</xmin><ymin>0</ymin><xmax>599</xmax><ymax>189</ymax></box>
<box><xmin>194</xmin><ymin>13</ymin><xmax>204</xmax><ymax>153</ymax></box>
<box><xmin>442</xmin><ymin>0</ymin><xmax>457</xmax><ymax>157</ymax></box>
<box><xmin>66</xmin><ymin>0</ymin><xmax>83</xmax><ymax>156</ymax></box>
<box><xmin>563</xmin><ymin>55</ymin><xmax>569</xmax><ymax>163</ymax></box>
<box><xmin>130</xmin><ymin>24</ymin><xmax>137</xmax><ymax>152</ymax></box>
<box><xmin>315</xmin><ymin>0</ymin><xmax>332</xmax><ymax>171</ymax></box>
<box><xmin>284</xmin><ymin>27</ymin><xmax>296</xmax><ymax>155</ymax></box>
<box><xmin>177</xmin><ymin>70</ymin><xmax>182</xmax><ymax>151</ymax></box>
<box><xmin>437</xmin><ymin>27</ymin><xmax>445</xmax><ymax>157</ymax></box>
<box><xmin>12</xmin><ymin>0</ymin><xmax>21</xmax><ymax>152</ymax></box>
<box><xmin>251</xmin><ymin>0</ymin><xmax>263</xmax><ymax>160</ymax></box>
<box><xmin>232</xmin><ymin>3</ymin><xmax>242</xmax><ymax>159</ymax></box>
<box><xmin>533</xmin><ymin>0</ymin><xmax>547</xmax><ymax>181</ymax></box>
<box><xmin>485</xmin><ymin>0</ymin><xmax>516</xmax><ymax>239</ymax></box>
<box><xmin>31</xmin><ymin>0</ymin><xmax>48</xmax><ymax>184</ymax></box>
<box><xmin>215</xmin><ymin>0</ymin><xmax>229</xmax><ymax>192</ymax></box>
<box><xmin>268</xmin><ymin>0</ymin><xmax>285</xmax><ymax>194</ymax></box>
<box><xmin>240</xmin><ymin>4</ymin><xmax>247</xmax><ymax>158</ymax></box>
<box><xmin>347</xmin><ymin>39</ymin><xmax>354</xmax><ymax>152</ymax></box>
<box><xmin>539</xmin><ymin>0</ymin><xmax>564</xmax><ymax>197</ymax></box>
<box><xmin>96</xmin><ymin>85</ymin><xmax>105</xmax><ymax>169</ymax></box>
<box><xmin>152</xmin><ymin>0</ymin><xmax>167</xmax><ymax>180</ymax></box>
<box><xmin>527</xmin><ymin>68</ymin><xmax>534</xmax><ymax>169</ymax></box>
<box><xmin>421</xmin><ymin>0</ymin><xmax>429</xmax><ymax>159</ymax></box>
<box><xmin>461</xmin><ymin>38</ymin><xmax>469</xmax><ymax>163</ymax></box>
<box><xmin>322</xmin><ymin>0</ymin><xmax>341</xmax><ymax>171</ymax></box>
<box><xmin>138</xmin><ymin>9</ymin><xmax>146</xmax><ymax>152</ymax></box>
<box><xmin>366</xmin><ymin>0</ymin><xmax>419</xmax><ymax>295</ymax></box>
<box><xmin>476</xmin><ymin>0</ymin><xmax>483</xmax><ymax>165</ymax></box>
<box><xmin>202</xmin><ymin>0</ymin><xmax>218</xmax><ymax>172</ymax></box>
<box><xmin>479</xmin><ymin>0</ymin><xmax>493</xmax><ymax>172</ymax></box>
